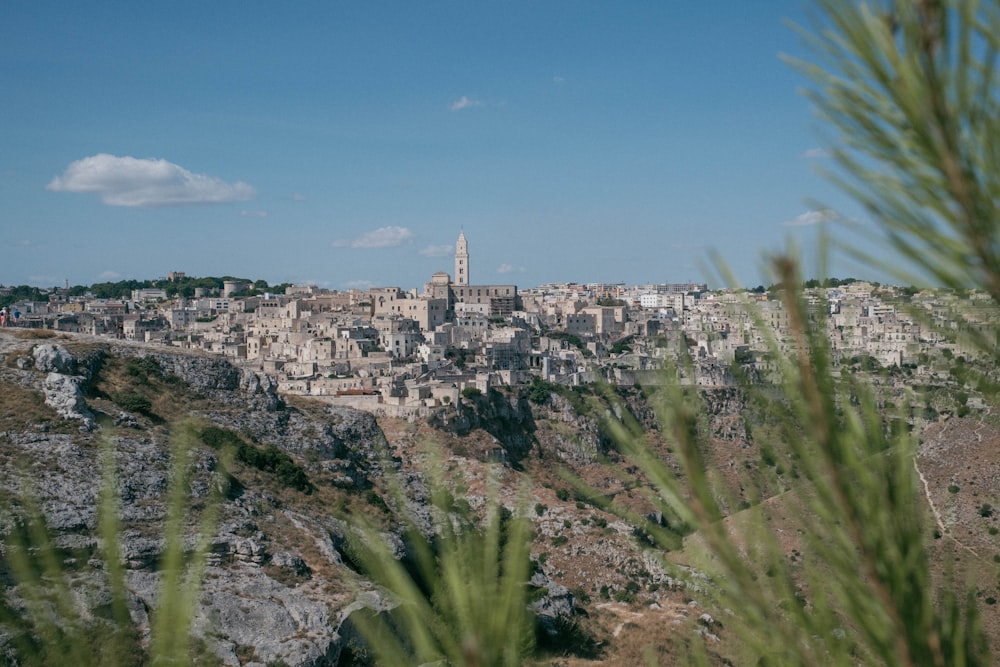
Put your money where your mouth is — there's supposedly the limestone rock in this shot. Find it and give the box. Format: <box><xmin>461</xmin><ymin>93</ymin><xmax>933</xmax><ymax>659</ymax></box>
<box><xmin>42</xmin><ymin>372</ymin><xmax>95</xmax><ymax>430</ymax></box>
<box><xmin>194</xmin><ymin>567</ymin><xmax>341</xmax><ymax>667</ymax></box>
<box><xmin>529</xmin><ymin>571</ymin><xmax>576</xmax><ymax>638</ymax></box>
<box><xmin>32</xmin><ymin>343</ymin><xmax>77</xmax><ymax>374</ymax></box>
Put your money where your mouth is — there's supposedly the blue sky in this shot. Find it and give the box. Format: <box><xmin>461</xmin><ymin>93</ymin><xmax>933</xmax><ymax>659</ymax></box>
<box><xmin>1</xmin><ymin>1</ymin><xmax>867</xmax><ymax>291</ymax></box>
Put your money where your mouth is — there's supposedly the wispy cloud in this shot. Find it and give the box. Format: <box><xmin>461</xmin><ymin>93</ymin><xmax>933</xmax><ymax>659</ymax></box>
<box><xmin>333</xmin><ymin>226</ymin><xmax>414</xmax><ymax>249</ymax></box>
<box><xmin>292</xmin><ymin>192</ymin><xmax>306</xmax><ymax>201</ymax></box>
<box><xmin>241</xmin><ymin>209</ymin><xmax>269</xmax><ymax>218</ymax></box>
<box><xmin>47</xmin><ymin>154</ymin><xmax>255</xmax><ymax>207</ymax></box>
<box><xmin>801</xmin><ymin>147</ymin><xmax>830</xmax><ymax>159</ymax></box>
<box><xmin>553</xmin><ymin>76</ymin><xmax>566</xmax><ymax>86</ymax></box>
<box><xmin>419</xmin><ymin>244</ymin><xmax>453</xmax><ymax>258</ymax></box>
<box><xmin>497</xmin><ymin>263</ymin><xmax>526</xmax><ymax>274</ymax></box>
<box><xmin>345</xmin><ymin>279</ymin><xmax>375</xmax><ymax>290</ymax></box>
<box><xmin>784</xmin><ymin>209</ymin><xmax>832</xmax><ymax>227</ymax></box>
<box><xmin>451</xmin><ymin>95</ymin><xmax>482</xmax><ymax>111</ymax></box>
<box><xmin>97</xmin><ymin>270</ymin><xmax>121</xmax><ymax>281</ymax></box>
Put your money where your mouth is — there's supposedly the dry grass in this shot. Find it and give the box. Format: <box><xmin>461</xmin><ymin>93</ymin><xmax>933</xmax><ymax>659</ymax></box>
<box><xmin>919</xmin><ymin>418</ymin><xmax>1000</xmax><ymax>647</ymax></box>
<box><xmin>9</xmin><ymin>329</ymin><xmax>61</xmax><ymax>341</ymax></box>
<box><xmin>0</xmin><ymin>384</ymin><xmax>72</xmax><ymax>435</ymax></box>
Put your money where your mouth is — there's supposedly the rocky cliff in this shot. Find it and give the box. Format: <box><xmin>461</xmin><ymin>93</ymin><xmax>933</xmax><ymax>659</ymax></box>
<box><xmin>0</xmin><ymin>331</ymin><xmax>592</xmax><ymax>666</ymax></box>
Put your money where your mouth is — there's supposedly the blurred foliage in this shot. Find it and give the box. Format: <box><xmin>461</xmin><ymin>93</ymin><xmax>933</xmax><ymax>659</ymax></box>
<box><xmin>341</xmin><ymin>450</ymin><xmax>537</xmax><ymax>666</ymax></box>
<box><xmin>0</xmin><ymin>422</ymin><xmax>228</xmax><ymax>666</ymax></box>
<box><xmin>600</xmin><ymin>0</ymin><xmax>1000</xmax><ymax>663</ymax></box>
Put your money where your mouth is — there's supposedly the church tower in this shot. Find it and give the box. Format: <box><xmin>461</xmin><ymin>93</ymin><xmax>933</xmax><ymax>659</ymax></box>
<box><xmin>454</xmin><ymin>230</ymin><xmax>469</xmax><ymax>286</ymax></box>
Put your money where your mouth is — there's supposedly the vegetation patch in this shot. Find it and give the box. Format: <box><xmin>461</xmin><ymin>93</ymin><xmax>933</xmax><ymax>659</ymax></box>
<box><xmin>0</xmin><ymin>384</ymin><xmax>68</xmax><ymax>434</ymax></box>
<box><xmin>111</xmin><ymin>390</ymin><xmax>153</xmax><ymax>416</ymax></box>
<box><xmin>199</xmin><ymin>425</ymin><xmax>313</xmax><ymax>494</ymax></box>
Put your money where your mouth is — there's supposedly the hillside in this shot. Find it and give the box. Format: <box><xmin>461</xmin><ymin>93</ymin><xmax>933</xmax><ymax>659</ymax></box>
<box><xmin>0</xmin><ymin>328</ymin><xmax>996</xmax><ymax>665</ymax></box>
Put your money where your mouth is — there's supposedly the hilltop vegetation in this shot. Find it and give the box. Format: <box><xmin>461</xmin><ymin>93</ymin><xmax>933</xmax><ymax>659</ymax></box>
<box><xmin>0</xmin><ymin>275</ymin><xmax>297</xmax><ymax>307</ymax></box>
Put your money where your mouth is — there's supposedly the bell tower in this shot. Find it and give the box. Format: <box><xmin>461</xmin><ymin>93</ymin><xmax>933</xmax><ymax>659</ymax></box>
<box><xmin>454</xmin><ymin>230</ymin><xmax>469</xmax><ymax>286</ymax></box>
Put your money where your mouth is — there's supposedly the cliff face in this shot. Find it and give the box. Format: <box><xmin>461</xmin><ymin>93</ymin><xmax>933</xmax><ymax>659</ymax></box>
<box><xmin>0</xmin><ymin>332</ymin><xmax>593</xmax><ymax>666</ymax></box>
<box><xmin>0</xmin><ymin>332</ymin><xmax>394</xmax><ymax>666</ymax></box>
<box><xmin>0</xmin><ymin>330</ymin><xmax>781</xmax><ymax>665</ymax></box>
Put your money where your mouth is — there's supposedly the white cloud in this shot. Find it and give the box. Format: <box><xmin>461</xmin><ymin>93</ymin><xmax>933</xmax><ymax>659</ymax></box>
<box><xmin>451</xmin><ymin>95</ymin><xmax>482</xmax><ymax>111</ymax></box>
<box><xmin>497</xmin><ymin>263</ymin><xmax>526</xmax><ymax>274</ymax></box>
<box><xmin>292</xmin><ymin>192</ymin><xmax>306</xmax><ymax>201</ymax></box>
<box><xmin>333</xmin><ymin>226</ymin><xmax>415</xmax><ymax>249</ymax></box>
<box><xmin>97</xmin><ymin>271</ymin><xmax>121</xmax><ymax>281</ymax></box>
<box><xmin>802</xmin><ymin>147</ymin><xmax>830</xmax><ymax>159</ymax></box>
<box><xmin>553</xmin><ymin>76</ymin><xmax>566</xmax><ymax>85</ymax></box>
<box><xmin>47</xmin><ymin>154</ymin><xmax>255</xmax><ymax>207</ymax></box>
<box><xmin>784</xmin><ymin>209</ymin><xmax>832</xmax><ymax>227</ymax></box>
<box><xmin>419</xmin><ymin>244</ymin><xmax>453</xmax><ymax>258</ymax></box>
<box><xmin>345</xmin><ymin>279</ymin><xmax>375</xmax><ymax>290</ymax></box>
<box><xmin>241</xmin><ymin>209</ymin><xmax>269</xmax><ymax>218</ymax></box>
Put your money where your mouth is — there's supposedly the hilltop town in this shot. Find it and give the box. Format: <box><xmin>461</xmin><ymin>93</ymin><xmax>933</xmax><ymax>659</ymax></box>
<box><xmin>2</xmin><ymin>233</ymin><xmax>1000</xmax><ymax>665</ymax></box>
<box><xmin>2</xmin><ymin>231</ymin><xmax>995</xmax><ymax>418</ymax></box>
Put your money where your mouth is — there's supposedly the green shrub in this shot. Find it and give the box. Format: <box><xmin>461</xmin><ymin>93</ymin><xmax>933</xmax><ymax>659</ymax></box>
<box><xmin>526</xmin><ymin>377</ymin><xmax>555</xmax><ymax>404</ymax></box>
<box><xmin>200</xmin><ymin>425</ymin><xmax>313</xmax><ymax>494</ymax></box>
<box><xmin>125</xmin><ymin>355</ymin><xmax>163</xmax><ymax>382</ymax></box>
<box><xmin>111</xmin><ymin>390</ymin><xmax>152</xmax><ymax>415</ymax></box>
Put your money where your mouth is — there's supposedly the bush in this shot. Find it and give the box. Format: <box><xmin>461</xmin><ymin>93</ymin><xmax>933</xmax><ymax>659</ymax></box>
<box><xmin>200</xmin><ymin>425</ymin><xmax>313</xmax><ymax>494</ymax></box>
<box><xmin>125</xmin><ymin>356</ymin><xmax>163</xmax><ymax>382</ymax></box>
<box><xmin>527</xmin><ymin>377</ymin><xmax>555</xmax><ymax>405</ymax></box>
<box><xmin>111</xmin><ymin>390</ymin><xmax>152</xmax><ymax>415</ymax></box>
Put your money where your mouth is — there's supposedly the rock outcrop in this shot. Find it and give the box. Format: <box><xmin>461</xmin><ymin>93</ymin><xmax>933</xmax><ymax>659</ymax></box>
<box><xmin>34</xmin><ymin>342</ymin><xmax>96</xmax><ymax>429</ymax></box>
<box><xmin>0</xmin><ymin>334</ymin><xmax>385</xmax><ymax>665</ymax></box>
<box><xmin>0</xmin><ymin>332</ymin><xmax>581</xmax><ymax>666</ymax></box>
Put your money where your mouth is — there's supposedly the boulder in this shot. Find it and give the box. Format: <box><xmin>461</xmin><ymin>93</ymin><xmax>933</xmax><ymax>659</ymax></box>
<box><xmin>33</xmin><ymin>343</ymin><xmax>77</xmax><ymax>374</ymax></box>
<box><xmin>529</xmin><ymin>571</ymin><xmax>576</xmax><ymax>638</ymax></box>
<box><xmin>42</xmin><ymin>372</ymin><xmax>94</xmax><ymax>430</ymax></box>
